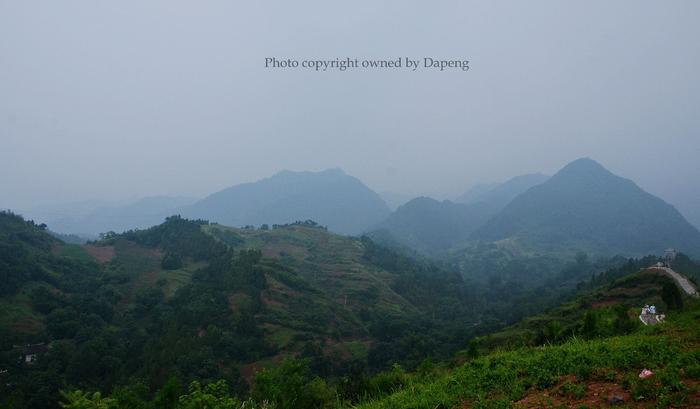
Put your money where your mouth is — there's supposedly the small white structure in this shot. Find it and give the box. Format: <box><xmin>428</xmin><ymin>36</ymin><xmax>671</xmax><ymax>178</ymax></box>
<box><xmin>14</xmin><ymin>343</ymin><xmax>48</xmax><ymax>365</ymax></box>
<box><xmin>664</xmin><ymin>248</ymin><xmax>678</xmax><ymax>262</ymax></box>
<box><xmin>639</xmin><ymin>305</ymin><xmax>665</xmax><ymax>325</ymax></box>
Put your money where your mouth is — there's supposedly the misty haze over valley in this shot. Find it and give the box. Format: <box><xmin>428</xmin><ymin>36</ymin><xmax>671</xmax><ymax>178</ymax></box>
<box><xmin>16</xmin><ymin>159</ymin><xmax>700</xmax><ymax>261</ymax></box>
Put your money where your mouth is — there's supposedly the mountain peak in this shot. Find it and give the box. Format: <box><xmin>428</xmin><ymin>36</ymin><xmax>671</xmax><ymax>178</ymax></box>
<box><xmin>273</xmin><ymin>168</ymin><xmax>347</xmax><ymax>178</ymax></box>
<box><xmin>554</xmin><ymin>158</ymin><xmax>612</xmax><ymax>179</ymax></box>
<box><xmin>473</xmin><ymin>158</ymin><xmax>700</xmax><ymax>256</ymax></box>
<box><xmin>184</xmin><ymin>169</ymin><xmax>389</xmax><ymax>235</ymax></box>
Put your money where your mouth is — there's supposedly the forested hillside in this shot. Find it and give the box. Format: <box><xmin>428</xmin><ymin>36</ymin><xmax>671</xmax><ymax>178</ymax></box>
<box><xmin>0</xmin><ymin>212</ymin><xmax>483</xmax><ymax>408</ymax></box>
<box><xmin>42</xmin><ymin>247</ymin><xmax>700</xmax><ymax>409</ymax></box>
<box><xmin>4</xmin><ymin>209</ymin><xmax>699</xmax><ymax>408</ymax></box>
<box><xmin>354</xmin><ymin>258</ymin><xmax>700</xmax><ymax>409</ymax></box>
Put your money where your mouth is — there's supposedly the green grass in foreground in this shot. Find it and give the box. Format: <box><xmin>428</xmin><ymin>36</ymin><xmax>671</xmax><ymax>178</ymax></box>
<box><xmin>354</xmin><ymin>302</ymin><xmax>700</xmax><ymax>409</ymax></box>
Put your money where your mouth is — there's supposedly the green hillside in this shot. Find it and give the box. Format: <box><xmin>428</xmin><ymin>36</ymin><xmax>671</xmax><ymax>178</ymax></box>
<box><xmin>0</xmin><ymin>211</ymin><xmax>101</xmax><ymax>341</ymax></box>
<box><xmin>50</xmin><ymin>254</ymin><xmax>700</xmax><ymax>409</ymax></box>
<box><xmin>200</xmin><ymin>222</ymin><xmax>483</xmax><ymax>370</ymax></box>
<box><xmin>475</xmin><ymin>260</ymin><xmax>687</xmax><ymax>351</ymax></box>
<box><xmin>5</xmin><ymin>208</ymin><xmax>700</xmax><ymax>409</ymax></box>
<box><xmin>356</xmin><ymin>308</ymin><xmax>700</xmax><ymax>409</ymax></box>
<box><xmin>354</xmin><ymin>261</ymin><xmax>700</xmax><ymax>409</ymax></box>
<box><xmin>0</xmin><ymin>213</ymin><xmax>482</xmax><ymax>408</ymax></box>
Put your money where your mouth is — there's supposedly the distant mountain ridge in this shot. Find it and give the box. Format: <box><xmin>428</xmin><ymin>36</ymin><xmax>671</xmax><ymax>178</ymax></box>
<box><xmin>23</xmin><ymin>196</ymin><xmax>198</xmax><ymax>237</ymax></box>
<box><xmin>371</xmin><ymin>159</ymin><xmax>700</xmax><ymax>258</ymax></box>
<box><xmin>379</xmin><ymin>191</ymin><xmax>416</xmax><ymax>211</ymax></box>
<box><xmin>369</xmin><ymin>197</ymin><xmax>496</xmax><ymax>254</ymax></box>
<box><xmin>182</xmin><ymin>168</ymin><xmax>390</xmax><ymax>235</ymax></box>
<box><xmin>456</xmin><ymin>173</ymin><xmax>549</xmax><ymax>210</ymax></box>
<box><xmin>369</xmin><ymin>173</ymin><xmax>549</xmax><ymax>254</ymax></box>
<box><xmin>23</xmin><ymin>161</ymin><xmax>699</xmax><ymax>258</ymax></box>
<box><xmin>473</xmin><ymin>158</ymin><xmax>700</xmax><ymax>256</ymax></box>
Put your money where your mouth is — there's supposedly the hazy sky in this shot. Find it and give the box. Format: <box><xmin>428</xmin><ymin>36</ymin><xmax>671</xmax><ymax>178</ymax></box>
<box><xmin>2</xmin><ymin>2</ymin><xmax>699</xmax><ymax>215</ymax></box>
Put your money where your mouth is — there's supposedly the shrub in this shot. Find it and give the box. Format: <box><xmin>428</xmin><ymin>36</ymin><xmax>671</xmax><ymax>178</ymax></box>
<box><xmin>685</xmin><ymin>364</ymin><xmax>700</xmax><ymax>380</ymax></box>
<box><xmin>559</xmin><ymin>381</ymin><xmax>586</xmax><ymax>399</ymax></box>
<box><xmin>253</xmin><ymin>358</ymin><xmax>335</xmax><ymax>409</ymax></box>
<box><xmin>162</xmin><ymin>252</ymin><xmax>183</xmax><ymax>270</ymax></box>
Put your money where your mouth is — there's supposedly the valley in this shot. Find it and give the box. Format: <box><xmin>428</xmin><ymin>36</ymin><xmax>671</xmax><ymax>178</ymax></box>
<box><xmin>2</xmin><ymin>159</ymin><xmax>700</xmax><ymax>408</ymax></box>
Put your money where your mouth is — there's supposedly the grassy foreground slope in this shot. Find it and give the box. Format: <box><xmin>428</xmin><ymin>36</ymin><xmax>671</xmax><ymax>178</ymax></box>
<box><xmin>357</xmin><ymin>313</ymin><xmax>700</xmax><ymax>408</ymax></box>
<box><xmin>477</xmin><ymin>265</ymin><xmax>684</xmax><ymax>351</ymax></box>
<box><xmin>356</xmin><ymin>286</ymin><xmax>700</xmax><ymax>409</ymax></box>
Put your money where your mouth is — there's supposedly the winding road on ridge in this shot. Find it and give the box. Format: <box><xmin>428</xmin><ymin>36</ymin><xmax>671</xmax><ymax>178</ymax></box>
<box><xmin>651</xmin><ymin>266</ymin><xmax>699</xmax><ymax>297</ymax></box>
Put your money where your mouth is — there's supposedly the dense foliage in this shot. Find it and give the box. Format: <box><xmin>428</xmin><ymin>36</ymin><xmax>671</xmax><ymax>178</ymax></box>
<box><xmin>0</xmin><ymin>211</ymin><xmax>73</xmax><ymax>296</ymax></box>
<box><xmin>0</xmin><ymin>215</ymin><xmax>485</xmax><ymax>407</ymax></box>
<box><xmin>51</xmin><ymin>279</ymin><xmax>700</xmax><ymax>408</ymax></box>
<box><xmin>2</xmin><ymin>211</ymin><xmax>698</xmax><ymax>409</ymax></box>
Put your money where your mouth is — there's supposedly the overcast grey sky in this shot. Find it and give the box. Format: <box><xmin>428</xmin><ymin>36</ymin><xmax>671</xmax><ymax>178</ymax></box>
<box><xmin>1</xmin><ymin>1</ymin><xmax>699</xmax><ymax>216</ymax></box>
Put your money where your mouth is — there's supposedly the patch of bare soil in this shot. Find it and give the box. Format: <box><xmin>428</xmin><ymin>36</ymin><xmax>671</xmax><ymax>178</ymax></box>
<box><xmin>321</xmin><ymin>337</ymin><xmax>372</xmax><ymax>360</ymax></box>
<box><xmin>260</xmin><ymin>243</ymin><xmax>308</xmax><ymax>260</ymax></box>
<box><xmin>514</xmin><ymin>376</ymin><xmax>636</xmax><ymax>409</ymax></box>
<box><xmin>239</xmin><ymin>354</ymin><xmax>286</xmax><ymax>385</ymax></box>
<box><xmin>510</xmin><ymin>376</ymin><xmax>700</xmax><ymax>408</ymax></box>
<box><xmin>260</xmin><ymin>291</ymin><xmax>285</xmax><ymax>308</ymax></box>
<box><xmin>686</xmin><ymin>379</ymin><xmax>700</xmax><ymax>407</ymax></box>
<box><xmin>590</xmin><ymin>299</ymin><xmax>620</xmax><ymax>309</ymax></box>
<box><xmin>84</xmin><ymin>245</ymin><xmax>116</xmax><ymax>263</ymax></box>
<box><xmin>239</xmin><ymin>363</ymin><xmax>261</xmax><ymax>384</ymax></box>
<box><xmin>10</xmin><ymin>316</ymin><xmax>44</xmax><ymax>335</ymax></box>
<box><xmin>228</xmin><ymin>292</ymin><xmax>252</xmax><ymax>313</ymax></box>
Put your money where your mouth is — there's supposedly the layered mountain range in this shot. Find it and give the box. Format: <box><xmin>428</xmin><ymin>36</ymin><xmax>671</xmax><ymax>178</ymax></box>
<box><xmin>19</xmin><ymin>159</ymin><xmax>700</xmax><ymax>258</ymax></box>
<box><xmin>372</xmin><ymin>158</ymin><xmax>700</xmax><ymax>257</ymax></box>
